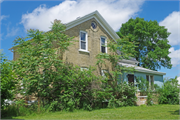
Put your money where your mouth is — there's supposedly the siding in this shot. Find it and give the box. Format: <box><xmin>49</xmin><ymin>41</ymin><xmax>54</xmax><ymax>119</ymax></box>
<box><xmin>118</xmin><ymin>71</ymin><xmax>164</xmax><ymax>88</ymax></box>
<box><xmin>154</xmin><ymin>75</ymin><xmax>163</xmax><ymax>87</ymax></box>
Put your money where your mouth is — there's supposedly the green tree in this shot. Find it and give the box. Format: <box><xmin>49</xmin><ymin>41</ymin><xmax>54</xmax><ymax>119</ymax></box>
<box><xmin>12</xmin><ymin>21</ymin><xmax>74</xmax><ymax>111</ymax></box>
<box><xmin>117</xmin><ymin>17</ymin><xmax>172</xmax><ymax>70</ymax></box>
<box><xmin>158</xmin><ymin>76</ymin><xmax>179</xmax><ymax>104</ymax></box>
<box><xmin>96</xmin><ymin>36</ymin><xmax>137</xmax><ymax>107</ymax></box>
<box><xmin>0</xmin><ymin>50</ymin><xmax>17</xmax><ymax>109</ymax></box>
<box><xmin>12</xmin><ymin>21</ymin><xmax>103</xmax><ymax>112</ymax></box>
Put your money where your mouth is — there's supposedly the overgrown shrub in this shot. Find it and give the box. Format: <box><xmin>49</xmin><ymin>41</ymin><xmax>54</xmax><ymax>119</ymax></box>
<box><xmin>1</xmin><ymin>99</ymin><xmax>38</xmax><ymax>118</ymax></box>
<box><xmin>36</xmin><ymin>64</ymin><xmax>106</xmax><ymax>112</ymax></box>
<box><xmin>136</xmin><ymin>76</ymin><xmax>154</xmax><ymax>105</ymax></box>
<box><xmin>0</xmin><ymin>51</ymin><xmax>17</xmax><ymax>110</ymax></box>
<box><xmin>158</xmin><ymin>77</ymin><xmax>179</xmax><ymax>104</ymax></box>
<box><xmin>103</xmin><ymin>81</ymin><xmax>137</xmax><ymax>108</ymax></box>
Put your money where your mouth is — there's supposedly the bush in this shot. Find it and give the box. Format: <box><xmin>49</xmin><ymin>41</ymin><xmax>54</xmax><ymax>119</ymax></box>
<box><xmin>0</xmin><ymin>51</ymin><xmax>17</xmax><ymax>110</ymax></box>
<box><xmin>39</xmin><ymin>64</ymin><xmax>105</xmax><ymax>112</ymax></box>
<box><xmin>1</xmin><ymin>99</ymin><xmax>37</xmax><ymax>118</ymax></box>
<box><xmin>158</xmin><ymin>77</ymin><xmax>179</xmax><ymax>104</ymax></box>
<box><xmin>106</xmin><ymin>82</ymin><xmax>137</xmax><ymax>108</ymax></box>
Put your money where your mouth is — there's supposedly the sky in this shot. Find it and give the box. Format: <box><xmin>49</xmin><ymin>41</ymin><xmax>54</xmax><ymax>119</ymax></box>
<box><xmin>0</xmin><ymin>0</ymin><xmax>180</xmax><ymax>82</ymax></box>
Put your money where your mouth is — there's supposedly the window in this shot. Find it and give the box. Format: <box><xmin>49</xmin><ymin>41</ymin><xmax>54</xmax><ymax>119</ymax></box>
<box><xmin>80</xmin><ymin>31</ymin><xmax>88</xmax><ymax>51</ymax></box>
<box><xmin>101</xmin><ymin>70</ymin><xmax>108</xmax><ymax>78</ymax></box>
<box><xmin>81</xmin><ymin>67</ymin><xmax>88</xmax><ymax>71</ymax></box>
<box><xmin>100</xmin><ymin>36</ymin><xmax>107</xmax><ymax>53</ymax></box>
<box><xmin>91</xmin><ymin>21</ymin><xmax>97</xmax><ymax>29</ymax></box>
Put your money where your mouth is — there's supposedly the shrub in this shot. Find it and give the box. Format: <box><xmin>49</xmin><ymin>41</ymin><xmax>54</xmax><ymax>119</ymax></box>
<box><xmin>158</xmin><ymin>76</ymin><xmax>179</xmax><ymax>104</ymax></box>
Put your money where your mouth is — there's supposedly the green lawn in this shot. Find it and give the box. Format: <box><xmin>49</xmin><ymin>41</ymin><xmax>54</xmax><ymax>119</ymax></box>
<box><xmin>3</xmin><ymin>104</ymin><xmax>180</xmax><ymax>119</ymax></box>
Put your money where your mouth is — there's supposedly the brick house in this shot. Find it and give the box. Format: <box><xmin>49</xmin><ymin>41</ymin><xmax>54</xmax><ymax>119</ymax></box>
<box><xmin>12</xmin><ymin>10</ymin><xmax>166</xmax><ymax>105</ymax></box>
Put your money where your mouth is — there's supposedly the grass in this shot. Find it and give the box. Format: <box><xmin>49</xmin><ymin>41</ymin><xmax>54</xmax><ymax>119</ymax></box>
<box><xmin>2</xmin><ymin>104</ymin><xmax>180</xmax><ymax>119</ymax></box>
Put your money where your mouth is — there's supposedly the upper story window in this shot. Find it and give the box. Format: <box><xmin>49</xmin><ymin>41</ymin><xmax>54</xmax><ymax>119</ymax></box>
<box><xmin>100</xmin><ymin>36</ymin><xmax>107</xmax><ymax>53</ymax></box>
<box><xmin>91</xmin><ymin>21</ymin><xmax>97</xmax><ymax>29</ymax></box>
<box><xmin>80</xmin><ymin>31</ymin><xmax>88</xmax><ymax>51</ymax></box>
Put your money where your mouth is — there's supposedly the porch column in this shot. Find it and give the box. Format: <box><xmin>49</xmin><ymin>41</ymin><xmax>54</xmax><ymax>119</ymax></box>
<box><xmin>149</xmin><ymin>75</ymin><xmax>151</xmax><ymax>88</ymax></box>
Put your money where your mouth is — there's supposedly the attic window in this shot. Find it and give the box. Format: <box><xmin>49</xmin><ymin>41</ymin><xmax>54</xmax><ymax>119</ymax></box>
<box><xmin>91</xmin><ymin>21</ymin><xmax>97</xmax><ymax>29</ymax></box>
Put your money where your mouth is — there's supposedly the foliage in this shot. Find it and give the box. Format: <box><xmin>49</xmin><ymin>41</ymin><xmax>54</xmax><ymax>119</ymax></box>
<box><xmin>45</xmin><ymin>65</ymin><xmax>102</xmax><ymax>111</ymax></box>
<box><xmin>13</xmin><ymin>21</ymin><xmax>74</xmax><ymax>111</ymax></box>
<box><xmin>117</xmin><ymin>17</ymin><xmax>172</xmax><ymax>70</ymax></box>
<box><xmin>158</xmin><ymin>76</ymin><xmax>179</xmax><ymax>104</ymax></box>
<box><xmin>136</xmin><ymin>76</ymin><xmax>149</xmax><ymax>94</ymax></box>
<box><xmin>0</xmin><ymin>50</ymin><xmax>17</xmax><ymax>109</ymax></box>
<box><xmin>96</xmin><ymin>36</ymin><xmax>137</xmax><ymax>107</ymax></box>
<box><xmin>136</xmin><ymin>76</ymin><xmax>153</xmax><ymax>105</ymax></box>
<box><xmin>1</xmin><ymin>99</ymin><xmax>49</xmax><ymax>118</ymax></box>
<box><xmin>147</xmin><ymin>92</ymin><xmax>153</xmax><ymax>105</ymax></box>
<box><xmin>12</xmin><ymin>21</ymin><xmax>106</xmax><ymax>112</ymax></box>
<box><xmin>107</xmin><ymin>82</ymin><xmax>137</xmax><ymax>108</ymax></box>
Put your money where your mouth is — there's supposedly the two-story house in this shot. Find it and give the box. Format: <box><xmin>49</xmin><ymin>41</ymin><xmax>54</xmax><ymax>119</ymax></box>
<box><xmin>12</xmin><ymin>10</ymin><xmax>166</xmax><ymax>105</ymax></box>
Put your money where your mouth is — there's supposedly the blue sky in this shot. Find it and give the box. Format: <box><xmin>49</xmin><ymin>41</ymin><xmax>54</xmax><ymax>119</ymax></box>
<box><xmin>0</xmin><ymin>0</ymin><xmax>180</xmax><ymax>79</ymax></box>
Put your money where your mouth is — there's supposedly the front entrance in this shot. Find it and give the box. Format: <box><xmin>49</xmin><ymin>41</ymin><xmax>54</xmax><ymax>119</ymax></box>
<box><xmin>128</xmin><ymin>74</ymin><xmax>134</xmax><ymax>85</ymax></box>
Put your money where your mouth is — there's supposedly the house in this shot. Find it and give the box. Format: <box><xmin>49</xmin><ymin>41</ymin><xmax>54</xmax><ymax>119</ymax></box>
<box><xmin>12</xmin><ymin>10</ymin><xmax>166</xmax><ymax>105</ymax></box>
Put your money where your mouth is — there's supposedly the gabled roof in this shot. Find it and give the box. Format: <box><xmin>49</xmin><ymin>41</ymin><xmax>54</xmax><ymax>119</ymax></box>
<box><xmin>65</xmin><ymin>10</ymin><xmax>120</xmax><ymax>40</ymax></box>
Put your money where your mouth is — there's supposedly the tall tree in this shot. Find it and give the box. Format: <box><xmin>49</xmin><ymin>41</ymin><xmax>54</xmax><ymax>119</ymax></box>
<box><xmin>0</xmin><ymin>50</ymin><xmax>17</xmax><ymax>109</ymax></box>
<box><xmin>96</xmin><ymin>36</ymin><xmax>137</xmax><ymax>106</ymax></box>
<box><xmin>13</xmin><ymin>21</ymin><xmax>74</xmax><ymax>111</ymax></box>
<box><xmin>117</xmin><ymin>17</ymin><xmax>172</xmax><ymax>70</ymax></box>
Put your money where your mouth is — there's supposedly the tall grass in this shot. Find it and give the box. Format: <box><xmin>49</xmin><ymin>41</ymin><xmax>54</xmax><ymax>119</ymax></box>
<box><xmin>1</xmin><ymin>100</ymin><xmax>50</xmax><ymax>118</ymax></box>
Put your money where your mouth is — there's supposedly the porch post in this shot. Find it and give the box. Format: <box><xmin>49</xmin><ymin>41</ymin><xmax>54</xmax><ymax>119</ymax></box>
<box><xmin>149</xmin><ymin>75</ymin><xmax>151</xmax><ymax>89</ymax></box>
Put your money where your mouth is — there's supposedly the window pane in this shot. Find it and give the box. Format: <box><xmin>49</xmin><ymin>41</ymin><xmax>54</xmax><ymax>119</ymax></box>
<box><xmin>101</xmin><ymin>38</ymin><xmax>105</xmax><ymax>45</ymax></box>
<box><xmin>81</xmin><ymin>41</ymin><xmax>86</xmax><ymax>50</ymax></box>
<box><xmin>101</xmin><ymin>46</ymin><xmax>105</xmax><ymax>53</ymax></box>
<box><xmin>81</xmin><ymin>32</ymin><xmax>86</xmax><ymax>41</ymax></box>
<box><xmin>102</xmin><ymin>70</ymin><xmax>108</xmax><ymax>77</ymax></box>
<box><xmin>81</xmin><ymin>67</ymin><xmax>88</xmax><ymax>71</ymax></box>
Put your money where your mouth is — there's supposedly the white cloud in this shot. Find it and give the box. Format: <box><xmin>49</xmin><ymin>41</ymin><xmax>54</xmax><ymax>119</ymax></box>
<box><xmin>21</xmin><ymin>0</ymin><xmax>145</xmax><ymax>32</ymax></box>
<box><xmin>177</xmin><ymin>76</ymin><xmax>180</xmax><ymax>85</ymax></box>
<box><xmin>0</xmin><ymin>0</ymin><xmax>4</xmax><ymax>4</ymax></box>
<box><xmin>0</xmin><ymin>15</ymin><xmax>9</xmax><ymax>21</ymax></box>
<box><xmin>169</xmin><ymin>47</ymin><xmax>180</xmax><ymax>67</ymax></box>
<box><xmin>159</xmin><ymin>11</ymin><xmax>180</xmax><ymax>46</ymax></box>
<box><xmin>6</xmin><ymin>26</ymin><xmax>19</xmax><ymax>37</ymax></box>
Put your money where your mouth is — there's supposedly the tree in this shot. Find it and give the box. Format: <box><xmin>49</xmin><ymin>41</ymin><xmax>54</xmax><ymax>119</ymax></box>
<box><xmin>0</xmin><ymin>50</ymin><xmax>17</xmax><ymax>109</ymax></box>
<box><xmin>117</xmin><ymin>17</ymin><xmax>172</xmax><ymax>70</ymax></box>
<box><xmin>96</xmin><ymin>36</ymin><xmax>137</xmax><ymax>107</ymax></box>
<box><xmin>158</xmin><ymin>76</ymin><xmax>179</xmax><ymax>104</ymax></box>
<box><xmin>12</xmin><ymin>21</ymin><xmax>103</xmax><ymax>111</ymax></box>
<box><xmin>13</xmin><ymin>21</ymin><xmax>74</xmax><ymax>111</ymax></box>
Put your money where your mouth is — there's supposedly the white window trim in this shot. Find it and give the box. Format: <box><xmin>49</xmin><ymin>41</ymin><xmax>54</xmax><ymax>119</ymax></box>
<box><xmin>81</xmin><ymin>67</ymin><xmax>89</xmax><ymax>71</ymax></box>
<box><xmin>101</xmin><ymin>70</ymin><xmax>106</xmax><ymax>77</ymax></box>
<box><xmin>100</xmin><ymin>36</ymin><xmax>107</xmax><ymax>53</ymax></box>
<box><xmin>79</xmin><ymin>31</ymin><xmax>88</xmax><ymax>52</ymax></box>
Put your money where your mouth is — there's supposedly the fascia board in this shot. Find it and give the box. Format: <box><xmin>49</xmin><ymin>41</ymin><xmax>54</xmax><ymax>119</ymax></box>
<box><xmin>65</xmin><ymin>10</ymin><xmax>119</xmax><ymax>41</ymax></box>
<box><xmin>119</xmin><ymin>62</ymin><xmax>166</xmax><ymax>75</ymax></box>
<box><xmin>120</xmin><ymin>59</ymin><xmax>139</xmax><ymax>64</ymax></box>
<box><xmin>95</xmin><ymin>11</ymin><xmax>120</xmax><ymax>40</ymax></box>
<box><xmin>66</xmin><ymin>11</ymin><xmax>97</xmax><ymax>29</ymax></box>
<box><xmin>135</xmin><ymin>68</ymin><xmax>166</xmax><ymax>75</ymax></box>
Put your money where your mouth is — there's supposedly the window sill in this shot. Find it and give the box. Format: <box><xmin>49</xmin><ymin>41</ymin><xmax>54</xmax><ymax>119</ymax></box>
<box><xmin>79</xmin><ymin>49</ymin><xmax>90</xmax><ymax>53</ymax></box>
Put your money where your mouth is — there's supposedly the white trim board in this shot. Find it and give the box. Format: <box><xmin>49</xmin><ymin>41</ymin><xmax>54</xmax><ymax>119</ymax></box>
<box><xmin>65</xmin><ymin>10</ymin><xmax>120</xmax><ymax>41</ymax></box>
<box><xmin>119</xmin><ymin>62</ymin><xmax>166</xmax><ymax>75</ymax></box>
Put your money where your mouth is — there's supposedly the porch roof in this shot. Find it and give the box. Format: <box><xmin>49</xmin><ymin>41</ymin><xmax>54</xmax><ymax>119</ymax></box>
<box><xmin>118</xmin><ymin>62</ymin><xmax>166</xmax><ymax>75</ymax></box>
